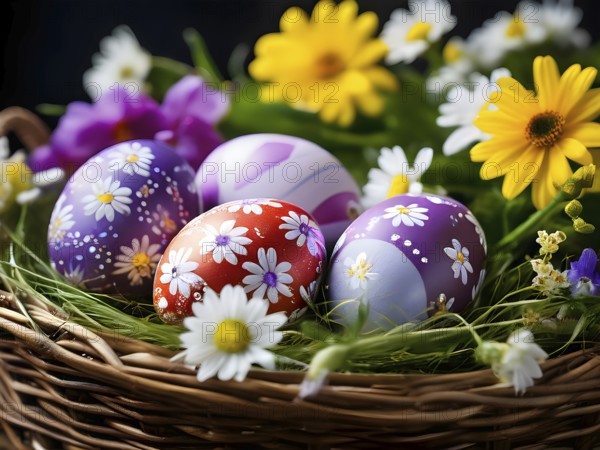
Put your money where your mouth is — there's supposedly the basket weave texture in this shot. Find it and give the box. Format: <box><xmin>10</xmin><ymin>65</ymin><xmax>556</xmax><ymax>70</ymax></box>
<box><xmin>1</xmin><ymin>290</ymin><xmax>600</xmax><ymax>449</ymax></box>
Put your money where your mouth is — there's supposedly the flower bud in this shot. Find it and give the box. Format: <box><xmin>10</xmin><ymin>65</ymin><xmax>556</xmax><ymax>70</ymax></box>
<box><xmin>573</xmin><ymin>217</ymin><xmax>595</xmax><ymax>234</ymax></box>
<box><xmin>564</xmin><ymin>200</ymin><xmax>583</xmax><ymax>219</ymax></box>
<box><xmin>572</xmin><ymin>164</ymin><xmax>596</xmax><ymax>189</ymax></box>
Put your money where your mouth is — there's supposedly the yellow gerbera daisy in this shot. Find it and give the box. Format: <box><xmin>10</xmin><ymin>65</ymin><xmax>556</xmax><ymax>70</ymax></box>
<box><xmin>249</xmin><ymin>0</ymin><xmax>398</xmax><ymax>127</ymax></box>
<box><xmin>471</xmin><ymin>55</ymin><xmax>600</xmax><ymax>209</ymax></box>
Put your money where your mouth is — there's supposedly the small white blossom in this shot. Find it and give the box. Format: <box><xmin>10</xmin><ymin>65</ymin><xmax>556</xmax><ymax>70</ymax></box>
<box><xmin>344</xmin><ymin>252</ymin><xmax>378</xmax><ymax>291</ymax></box>
<box><xmin>536</xmin><ymin>230</ymin><xmax>566</xmax><ymax>256</ymax></box>
<box><xmin>494</xmin><ymin>329</ymin><xmax>549</xmax><ymax>394</ymax></box>
<box><xmin>363</xmin><ymin>146</ymin><xmax>433</xmax><ymax>208</ymax></box>
<box><xmin>83</xmin><ymin>26</ymin><xmax>151</xmax><ymax>99</ymax></box>
<box><xmin>382</xmin><ymin>0</ymin><xmax>457</xmax><ymax>64</ymax></box>
<box><xmin>437</xmin><ymin>68</ymin><xmax>511</xmax><ymax>156</ymax></box>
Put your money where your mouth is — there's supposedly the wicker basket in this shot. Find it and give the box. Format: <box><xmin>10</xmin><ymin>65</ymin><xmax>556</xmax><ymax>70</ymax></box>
<box><xmin>1</xmin><ymin>292</ymin><xmax>600</xmax><ymax>450</ymax></box>
<box><xmin>2</xmin><ymin>109</ymin><xmax>600</xmax><ymax>449</ymax></box>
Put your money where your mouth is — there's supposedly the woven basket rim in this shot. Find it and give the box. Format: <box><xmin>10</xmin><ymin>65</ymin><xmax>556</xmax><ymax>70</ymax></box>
<box><xmin>2</xmin><ymin>288</ymin><xmax>600</xmax><ymax>448</ymax></box>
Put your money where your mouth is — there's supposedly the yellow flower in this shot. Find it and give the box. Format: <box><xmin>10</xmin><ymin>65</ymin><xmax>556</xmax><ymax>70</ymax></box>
<box><xmin>249</xmin><ymin>0</ymin><xmax>398</xmax><ymax>127</ymax></box>
<box><xmin>471</xmin><ymin>55</ymin><xmax>600</xmax><ymax>209</ymax></box>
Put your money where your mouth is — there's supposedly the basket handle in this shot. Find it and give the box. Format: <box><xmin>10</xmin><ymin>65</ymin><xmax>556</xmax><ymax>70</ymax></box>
<box><xmin>0</xmin><ymin>107</ymin><xmax>51</xmax><ymax>152</ymax></box>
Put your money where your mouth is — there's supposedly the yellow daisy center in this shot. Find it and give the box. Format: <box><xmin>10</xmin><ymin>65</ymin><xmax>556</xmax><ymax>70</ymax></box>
<box><xmin>120</xmin><ymin>65</ymin><xmax>134</xmax><ymax>79</ymax></box>
<box><xmin>505</xmin><ymin>18</ymin><xmax>526</xmax><ymax>38</ymax></box>
<box><xmin>214</xmin><ymin>319</ymin><xmax>251</xmax><ymax>353</ymax></box>
<box><xmin>53</xmin><ymin>218</ymin><xmax>62</xmax><ymax>229</ymax></box>
<box><xmin>132</xmin><ymin>252</ymin><xmax>150</xmax><ymax>268</ymax></box>
<box><xmin>386</xmin><ymin>175</ymin><xmax>410</xmax><ymax>198</ymax></box>
<box><xmin>457</xmin><ymin>252</ymin><xmax>465</xmax><ymax>263</ymax></box>
<box><xmin>315</xmin><ymin>52</ymin><xmax>345</xmax><ymax>80</ymax></box>
<box><xmin>349</xmin><ymin>259</ymin><xmax>373</xmax><ymax>279</ymax></box>
<box><xmin>396</xmin><ymin>206</ymin><xmax>412</xmax><ymax>214</ymax></box>
<box><xmin>97</xmin><ymin>193</ymin><xmax>114</xmax><ymax>204</ymax></box>
<box><xmin>443</xmin><ymin>42</ymin><xmax>462</xmax><ymax>64</ymax></box>
<box><xmin>525</xmin><ymin>111</ymin><xmax>565</xmax><ymax>148</ymax></box>
<box><xmin>406</xmin><ymin>22</ymin><xmax>432</xmax><ymax>42</ymax></box>
<box><xmin>126</xmin><ymin>154</ymin><xmax>140</xmax><ymax>163</ymax></box>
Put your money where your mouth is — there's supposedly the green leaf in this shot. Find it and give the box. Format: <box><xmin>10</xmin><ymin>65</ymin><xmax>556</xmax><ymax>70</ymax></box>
<box><xmin>183</xmin><ymin>28</ymin><xmax>224</xmax><ymax>84</ymax></box>
<box><xmin>36</xmin><ymin>104</ymin><xmax>66</xmax><ymax>117</ymax></box>
<box><xmin>146</xmin><ymin>56</ymin><xmax>193</xmax><ymax>102</ymax></box>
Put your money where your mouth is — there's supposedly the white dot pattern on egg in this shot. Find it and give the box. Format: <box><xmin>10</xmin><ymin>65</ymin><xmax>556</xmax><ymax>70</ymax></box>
<box><xmin>48</xmin><ymin>140</ymin><xmax>200</xmax><ymax>298</ymax></box>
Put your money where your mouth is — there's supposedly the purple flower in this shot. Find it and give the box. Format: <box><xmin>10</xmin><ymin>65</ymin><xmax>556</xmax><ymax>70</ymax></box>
<box><xmin>156</xmin><ymin>75</ymin><xmax>228</xmax><ymax>170</ymax></box>
<box><xmin>30</xmin><ymin>87</ymin><xmax>166</xmax><ymax>172</ymax></box>
<box><xmin>567</xmin><ymin>248</ymin><xmax>600</xmax><ymax>296</ymax></box>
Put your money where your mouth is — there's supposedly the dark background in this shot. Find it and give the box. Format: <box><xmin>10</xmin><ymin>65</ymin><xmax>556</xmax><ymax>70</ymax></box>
<box><xmin>2</xmin><ymin>0</ymin><xmax>600</xmax><ymax>115</ymax></box>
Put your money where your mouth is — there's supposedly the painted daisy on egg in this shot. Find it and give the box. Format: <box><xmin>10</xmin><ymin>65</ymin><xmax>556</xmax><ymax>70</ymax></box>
<box><xmin>437</xmin><ymin>68</ymin><xmax>511</xmax><ymax>156</ymax></box>
<box><xmin>383</xmin><ymin>204</ymin><xmax>429</xmax><ymax>227</ymax></box>
<box><xmin>112</xmin><ymin>235</ymin><xmax>162</xmax><ymax>286</ymax></box>
<box><xmin>48</xmin><ymin>195</ymin><xmax>75</xmax><ymax>242</ymax></box>
<box><xmin>242</xmin><ymin>248</ymin><xmax>293</xmax><ymax>304</ymax></box>
<box><xmin>108</xmin><ymin>142</ymin><xmax>155</xmax><ymax>177</ymax></box>
<box><xmin>200</xmin><ymin>220</ymin><xmax>252</xmax><ymax>265</ymax></box>
<box><xmin>82</xmin><ymin>177</ymin><xmax>132</xmax><ymax>222</ymax></box>
<box><xmin>471</xmin><ymin>55</ymin><xmax>600</xmax><ymax>209</ymax></box>
<box><xmin>178</xmin><ymin>285</ymin><xmax>287</xmax><ymax>382</ymax></box>
<box><xmin>159</xmin><ymin>248</ymin><xmax>202</xmax><ymax>298</ymax></box>
<box><xmin>345</xmin><ymin>252</ymin><xmax>378</xmax><ymax>291</ymax></box>
<box><xmin>279</xmin><ymin>211</ymin><xmax>325</xmax><ymax>257</ymax></box>
<box><xmin>444</xmin><ymin>239</ymin><xmax>473</xmax><ymax>285</ymax></box>
<box><xmin>83</xmin><ymin>26</ymin><xmax>151</xmax><ymax>99</ymax></box>
<box><xmin>382</xmin><ymin>0</ymin><xmax>457</xmax><ymax>65</ymax></box>
<box><xmin>249</xmin><ymin>0</ymin><xmax>398</xmax><ymax>127</ymax></box>
<box><xmin>363</xmin><ymin>146</ymin><xmax>433</xmax><ymax>208</ymax></box>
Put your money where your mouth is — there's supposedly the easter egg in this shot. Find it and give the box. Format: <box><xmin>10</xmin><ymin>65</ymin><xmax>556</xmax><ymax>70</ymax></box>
<box><xmin>48</xmin><ymin>140</ymin><xmax>200</xmax><ymax>297</ymax></box>
<box><xmin>196</xmin><ymin>133</ymin><xmax>362</xmax><ymax>248</ymax></box>
<box><xmin>153</xmin><ymin>198</ymin><xmax>326</xmax><ymax>324</ymax></box>
<box><xmin>327</xmin><ymin>194</ymin><xmax>486</xmax><ymax>331</ymax></box>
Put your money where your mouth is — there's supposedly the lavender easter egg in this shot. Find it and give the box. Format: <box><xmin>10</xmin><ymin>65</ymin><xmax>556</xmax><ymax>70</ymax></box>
<box><xmin>48</xmin><ymin>140</ymin><xmax>200</xmax><ymax>297</ymax></box>
<box><xmin>327</xmin><ymin>194</ymin><xmax>486</xmax><ymax>331</ymax></box>
<box><xmin>196</xmin><ymin>134</ymin><xmax>362</xmax><ymax>247</ymax></box>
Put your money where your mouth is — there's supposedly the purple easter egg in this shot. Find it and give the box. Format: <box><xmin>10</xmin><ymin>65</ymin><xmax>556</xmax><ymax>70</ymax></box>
<box><xmin>327</xmin><ymin>194</ymin><xmax>487</xmax><ymax>331</ymax></box>
<box><xmin>48</xmin><ymin>140</ymin><xmax>201</xmax><ymax>298</ymax></box>
<box><xmin>195</xmin><ymin>134</ymin><xmax>362</xmax><ymax>248</ymax></box>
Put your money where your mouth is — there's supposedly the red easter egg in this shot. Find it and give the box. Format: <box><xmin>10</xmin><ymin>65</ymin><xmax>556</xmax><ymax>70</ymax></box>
<box><xmin>153</xmin><ymin>199</ymin><xmax>326</xmax><ymax>324</ymax></box>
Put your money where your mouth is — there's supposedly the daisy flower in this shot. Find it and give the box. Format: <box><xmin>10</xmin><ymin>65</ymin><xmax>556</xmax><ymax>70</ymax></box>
<box><xmin>344</xmin><ymin>252</ymin><xmax>378</xmax><ymax>290</ymax></box>
<box><xmin>227</xmin><ymin>199</ymin><xmax>263</xmax><ymax>215</ymax></box>
<box><xmin>83</xmin><ymin>26</ymin><xmax>151</xmax><ymax>99</ymax></box>
<box><xmin>112</xmin><ymin>235</ymin><xmax>162</xmax><ymax>286</ymax></box>
<box><xmin>383</xmin><ymin>203</ymin><xmax>429</xmax><ymax>227</ymax></box>
<box><xmin>467</xmin><ymin>8</ymin><xmax>545</xmax><ymax>69</ymax></box>
<box><xmin>63</xmin><ymin>265</ymin><xmax>85</xmax><ymax>287</ymax></box>
<box><xmin>108</xmin><ymin>141</ymin><xmax>155</xmax><ymax>177</ymax></box>
<box><xmin>200</xmin><ymin>219</ymin><xmax>252</xmax><ymax>265</ymax></box>
<box><xmin>178</xmin><ymin>285</ymin><xmax>287</xmax><ymax>382</ymax></box>
<box><xmin>279</xmin><ymin>211</ymin><xmax>325</xmax><ymax>257</ymax></box>
<box><xmin>159</xmin><ymin>247</ymin><xmax>202</xmax><ymax>298</ymax></box>
<box><xmin>363</xmin><ymin>146</ymin><xmax>433</xmax><ymax>208</ymax></box>
<box><xmin>382</xmin><ymin>0</ymin><xmax>457</xmax><ymax>65</ymax></box>
<box><xmin>242</xmin><ymin>248</ymin><xmax>293</xmax><ymax>304</ymax></box>
<box><xmin>249</xmin><ymin>0</ymin><xmax>398</xmax><ymax>127</ymax></box>
<box><xmin>82</xmin><ymin>177</ymin><xmax>132</xmax><ymax>222</ymax></box>
<box><xmin>48</xmin><ymin>194</ymin><xmax>75</xmax><ymax>242</ymax></box>
<box><xmin>471</xmin><ymin>55</ymin><xmax>600</xmax><ymax>209</ymax></box>
<box><xmin>532</xmin><ymin>0</ymin><xmax>590</xmax><ymax>48</ymax></box>
<box><xmin>444</xmin><ymin>239</ymin><xmax>473</xmax><ymax>285</ymax></box>
<box><xmin>437</xmin><ymin>68</ymin><xmax>511</xmax><ymax>156</ymax></box>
